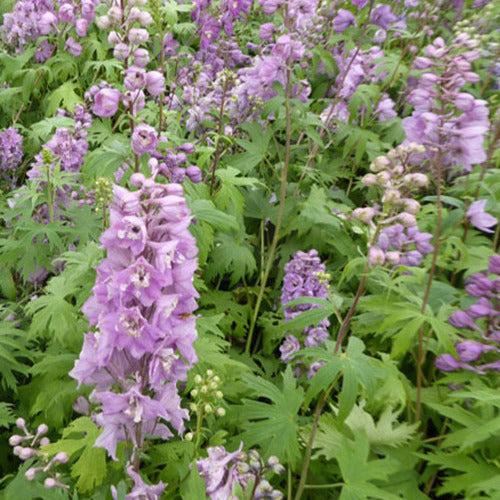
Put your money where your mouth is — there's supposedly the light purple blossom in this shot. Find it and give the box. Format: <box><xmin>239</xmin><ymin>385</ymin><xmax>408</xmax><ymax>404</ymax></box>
<box><xmin>467</xmin><ymin>200</ymin><xmax>498</xmax><ymax>233</ymax></box>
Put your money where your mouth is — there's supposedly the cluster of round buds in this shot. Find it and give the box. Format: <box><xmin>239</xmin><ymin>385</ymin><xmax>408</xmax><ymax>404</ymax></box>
<box><xmin>354</xmin><ymin>144</ymin><xmax>434</xmax><ymax>268</ymax></box>
<box><xmin>315</xmin><ymin>270</ymin><xmax>331</xmax><ymax>289</ymax></box>
<box><xmin>235</xmin><ymin>451</ymin><xmax>285</xmax><ymax>499</ymax></box>
<box><xmin>94</xmin><ymin>177</ymin><xmax>113</xmax><ymax>209</ymax></box>
<box><xmin>10</xmin><ymin>419</ymin><xmax>69</xmax><ymax>489</ymax></box>
<box><xmin>186</xmin><ymin>370</ymin><xmax>225</xmax><ymax>438</ymax></box>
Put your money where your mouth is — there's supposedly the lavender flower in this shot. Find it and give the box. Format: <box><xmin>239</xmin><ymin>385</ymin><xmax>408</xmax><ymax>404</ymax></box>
<box><xmin>280</xmin><ymin>250</ymin><xmax>331</xmax><ymax>370</ymax></box>
<box><xmin>0</xmin><ymin>128</ymin><xmax>23</xmax><ymax>173</ymax></box>
<box><xmin>70</xmin><ymin>175</ymin><xmax>199</xmax><ymax>466</ymax></box>
<box><xmin>467</xmin><ymin>200</ymin><xmax>498</xmax><ymax>233</ymax></box>
<box><xmin>131</xmin><ymin>124</ymin><xmax>158</xmax><ymax>155</ymax></box>
<box><xmin>435</xmin><ymin>254</ymin><xmax>500</xmax><ymax>375</ymax></box>
<box><xmin>93</xmin><ymin>88</ymin><xmax>122</xmax><ymax>118</ymax></box>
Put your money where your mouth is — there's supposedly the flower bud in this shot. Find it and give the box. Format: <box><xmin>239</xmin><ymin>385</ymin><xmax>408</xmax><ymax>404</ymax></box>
<box><xmin>9</xmin><ymin>435</ymin><xmax>24</xmax><ymax>446</ymax></box>
<box><xmin>361</xmin><ymin>174</ymin><xmax>377</xmax><ymax>186</ymax></box>
<box><xmin>368</xmin><ymin>247</ymin><xmax>385</xmax><ymax>266</ymax></box>
<box><xmin>190</xmin><ymin>389</ymin><xmax>198</xmax><ymax>397</ymax></box>
<box><xmin>185</xmin><ymin>432</ymin><xmax>193</xmax><ymax>441</ymax></box>
<box><xmin>403</xmin><ymin>173</ymin><xmax>429</xmax><ymax>187</ymax></box>
<box><xmin>108</xmin><ymin>6</ymin><xmax>123</xmax><ymax>23</ymax></box>
<box><xmin>194</xmin><ymin>374</ymin><xmax>202</xmax><ymax>384</ymax></box>
<box><xmin>398</xmin><ymin>212</ymin><xmax>417</xmax><ymax>227</ymax></box>
<box><xmin>107</xmin><ymin>31</ymin><xmax>121</xmax><ymax>46</ymax></box>
<box><xmin>54</xmin><ymin>452</ymin><xmax>69</xmax><ymax>464</ymax></box>
<box><xmin>371</xmin><ymin>156</ymin><xmax>391</xmax><ymax>172</ymax></box>
<box><xmin>129</xmin><ymin>28</ymin><xmax>149</xmax><ymax>44</ymax></box>
<box><xmin>376</xmin><ymin>171</ymin><xmax>391</xmax><ymax>186</ymax></box>
<box><xmin>25</xmin><ymin>468</ymin><xmax>37</xmax><ymax>481</ymax></box>
<box><xmin>96</xmin><ymin>15</ymin><xmax>111</xmax><ymax>29</ymax></box>
<box><xmin>16</xmin><ymin>418</ymin><xmax>26</xmax><ymax>430</ymax></box>
<box><xmin>37</xmin><ymin>424</ymin><xmax>48</xmax><ymax>436</ymax></box>
<box><xmin>44</xmin><ymin>478</ymin><xmax>57</xmax><ymax>489</ymax></box>
<box><xmin>133</xmin><ymin>48</ymin><xmax>150</xmax><ymax>67</ymax></box>
<box><xmin>40</xmin><ymin>437</ymin><xmax>50</xmax><ymax>446</ymax></box>
<box><xmin>216</xmin><ymin>407</ymin><xmax>225</xmax><ymax>416</ymax></box>
<box><xmin>19</xmin><ymin>447</ymin><xmax>36</xmax><ymax>460</ymax></box>
<box><xmin>206</xmin><ymin>369</ymin><xmax>214</xmax><ymax>377</ymax></box>
<box><xmin>186</xmin><ymin>166</ymin><xmax>202</xmax><ymax>183</ymax></box>
<box><xmin>402</xmin><ymin>199</ymin><xmax>421</xmax><ymax>214</ymax></box>
<box><xmin>382</xmin><ymin>189</ymin><xmax>401</xmax><ymax>204</ymax></box>
<box><xmin>204</xmin><ymin>404</ymin><xmax>212</xmax><ymax>414</ymax></box>
<box><xmin>215</xmin><ymin>391</ymin><xmax>223</xmax><ymax>399</ymax></box>
<box><xmin>352</xmin><ymin>207</ymin><xmax>375</xmax><ymax>223</ymax></box>
<box><xmin>139</xmin><ymin>11</ymin><xmax>153</xmax><ymax>26</ymax></box>
<box><xmin>113</xmin><ymin>43</ymin><xmax>130</xmax><ymax>61</ymax></box>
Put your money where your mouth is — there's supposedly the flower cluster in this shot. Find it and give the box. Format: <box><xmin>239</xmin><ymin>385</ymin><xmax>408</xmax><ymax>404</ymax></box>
<box><xmin>403</xmin><ymin>34</ymin><xmax>490</xmax><ymax>174</ymax></box>
<box><xmin>9</xmin><ymin>418</ymin><xmax>69</xmax><ymax>490</ymax></box>
<box><xmin>321</xmin><ymin>45</ymin><xmax>396</xmax><ymax>127</ymax></box>
<box><xmin>187</xmin><ymin>370</ymin><xmax>226</xmax><ymax>426</ymax></box>
<box><xmin>1</xmin><ymin>0</ymin><xmax>100</xmax><ymax>61</ymax></box>
<box><xmin>0</xmin><ymin>0</ymin><xmax>55</xmax><ymax>54</ymax></box>
<box><xmin>0</xmin><ymin>127</ymin><xmax>23</xmax><ymax>180</ymax></box>
<box><xmin>353</xmin><ymin>143</ymin><xmax>434</xmax><ymax>268</ymax></box>
<box><xmin>92</xmin><ymin>0</ymin><xmax>162</xmax><ymax>123</ymax></box>
<box><xmin>197</xmin><ymin>444</ymin><xmax>284</xmax><ymax>499</ymax></box>
<box><xmin>435</xmin><ymin>254</ymin><xmax>500</xmax><ymax>374</ymax></box>
<box><xmin>69</xmin><ymin>174</ymin><xmax>198</xmax><ymax>491</ymax></box>
<box><xmin>279</xmin><ymin>250</ymin><xmax>331</xmax><ymax>372</ymax></box>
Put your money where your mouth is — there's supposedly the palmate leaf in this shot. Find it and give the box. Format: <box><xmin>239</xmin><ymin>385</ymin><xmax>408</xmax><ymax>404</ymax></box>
<box><xmin>313</xmin><ymin>418</ymin><xmax>402</xmax><ymax>500</ymax></box>
<box><xmin>421</xmin><ymin>452</ymin><xmax>500</xmax><ymax>498</ymax></box>
<box><xmin>344</xmin><ymin>404</ymin><xmax>417</xmax><ymax>448</ymax></box>
<box><xmin>0</xmin><ymin>323</ymin><xmax>32</xmax><ymax>391</ymax></box>
<box><xmin>303</xmin><ymin>337</ymin><xmax>385</xmax><ymax>421</ymax></box>
<box><xmin>206</xmin><ymin>232</ymin><xmax>256</xmax><ymax>286</ymax></box>
<box><xmin>237</xmin><ymin>366</ymin><xmax>304</xmax><ymax>467</ymax></box>
<box><xmin>0</xmin><ymin>402</ymin><xmax>15</xmax><ymax>429</ymax></box>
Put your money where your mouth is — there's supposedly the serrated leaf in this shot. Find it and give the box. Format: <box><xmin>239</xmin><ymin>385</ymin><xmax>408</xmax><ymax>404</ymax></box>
<box><xmin>237</xmin><ymin>366</ymin><xmax>304</xmax><ymax>467</ymax></box>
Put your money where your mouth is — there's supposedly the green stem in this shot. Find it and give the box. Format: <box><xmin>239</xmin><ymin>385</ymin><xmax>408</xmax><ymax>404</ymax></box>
<box><xmin>245</xmin><ymin>66</ymin><xmax>292</xmax><ymax>355</ymax></box>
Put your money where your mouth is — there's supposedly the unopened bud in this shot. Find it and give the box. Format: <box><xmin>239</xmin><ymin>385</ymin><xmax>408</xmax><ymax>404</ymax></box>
<box><xmin>15</xmin><ymin>418</ymin><xmax>26</xmax><ymax>430</ymax></box>
<box><xmin>37</xmin><ymin>424</ymin><xmax>48</xmax><ymax>436</ymax></box>
<box><xmin>54</xmin><ymin>452</ymin><xmax>69</xmax><ymax>464</ymax></box>
<box><xmin>398</xmin><ymin>212</ymin><xmax>417</xmax><ymax>227</ymax></box>
<box><xmin>204</xmin><ymin>404</ymin><xmax>213</xmax><ymax>414</ymax></box>
<box><xmin>194</xmin><ymin>374</ymin><xmax>202</xmax><ymax>384</ymax></box>
<box><xmin>25</xmin><ymin>468</ymin><xmax>37</xmax><ymax>481</ymax></box>
<box><xmin>371</xmin><ymin>156</ymin><xmax>391</xmax><ymax>172</ymax></box>
<box><xmin>185</xmin><ymin>432</ymin><xmax>193</xmax><ymax>441</ymax></box>
<box><xmin>44</xmin><ymin>478</ymin><xmax>57</xmax><ymax>489</ymax></box>
<box><xmin>216</xmin><ymin>407</ymin><xmax>225</xmax><ymax>416</ymax></box>
<box><xmin>206</xmin><ymin>369</ymin><xmax>214</xmax><ymax>377</ymax></box>
<box><xmin>9</xmin><ymin>435</ymin><xmax>24</xmax><ymax>446</ymax></box>
<box><xmin>361</xmin><ymin>174</ymin><xmax>377</xmax><ymax>187</ymax></box>
<box><xmin>190</xmin><ymin>389</ymin><xmax>198</xmax><ymax>398</ymax></box>
<box><xmin>352</xmin><ymin>207</ymin><xmax>375</xmax><ymax>223</ymax></box>
<box><xmin>368</xmin><ymin>247</ymin><xmax>385</xmax><ymax>266</ymax></box>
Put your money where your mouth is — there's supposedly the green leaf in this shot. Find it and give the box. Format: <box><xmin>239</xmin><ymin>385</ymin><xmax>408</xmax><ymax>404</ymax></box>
<box><xmin>237</xmin><ymin>366</ymin><xmax>304</xmax><ymax>467</ymax></box>
<box><xmin>46</xmin><ymin>82</ymin><xmax>83</xmax><ymax>115</ymax></box>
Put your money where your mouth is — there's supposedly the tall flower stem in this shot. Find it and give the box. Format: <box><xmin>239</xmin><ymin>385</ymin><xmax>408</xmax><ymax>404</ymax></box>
<box><xmin>208</xmin><ymin>75</ymin><xmax>229</xmax><ymax>196</ymax></box>
<box><xmin>245</xmin><ymin>67</ymin><xmax>292</xmax><ymax>355</ymax></box>
<box><xmin>415</xmin><ymin>160</ymin><xmax>443</xmax><ymax>422</ymax></box>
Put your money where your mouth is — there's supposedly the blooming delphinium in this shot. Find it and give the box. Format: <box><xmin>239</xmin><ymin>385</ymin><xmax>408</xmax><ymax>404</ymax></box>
<box><xmin>197</xmin><ymin>444</ymin><xmax>285</xmax><ymax>499</ymax></box>
<box><xmin>352</xmin><ymin>143</ymin><xmax>434</xmax><ymax>268</ymax></box>
<box><xmin>9</xmin><ymin>418</ymin><xmax>69</xmax><ymax>490</ymax></box>
<box><xmin>279</xmin><ymin>250</ymin><xmax>331</xmax><ymax>376</ymax></box>
<box><xmin>24</xmin><ymin>105</ymin><xmax>93</xmax><ymax>221</ymax></box>
<box><xmin>1</xmin><ymin>0</ymin><xmax>100</xmax><ymax>61</ymax></box>
<box><xmin>69</xmin><ymin>173</ymin><xmax>198</xmax><ymax>495</ymax></box>
<box><xmin>403</xmin><ymin>33</ymin><xmax>490</xmax><ymax>175</ymax></box>
<box><xmin>0</xmin><ymin>127</ymin><xmax>23</xmax><ymax>186</ymax></box>
<box><xmin>435</xmin><ymin>254</ymin><xmax>499</xmax><ymax>374</ymax></box>
<box><xmin>0</xmin><ymin>0</ymin><xmax>55</xmax><ymax>55</ymax></box>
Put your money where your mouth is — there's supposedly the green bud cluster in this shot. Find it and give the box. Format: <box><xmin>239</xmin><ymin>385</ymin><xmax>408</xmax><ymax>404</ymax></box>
<box><xmin>189</xmin><ymin>369</ymin><xmax>225</xmax><ymax>417</ymax></box>
<box><xmin>41</xmin><ymin>149</ymin><xmax>54</xmax><ymax>167</ymax></box>
<box><xmin>95</xmin><ymin>177</ymin><xmax>113</xmax><ymax>205</ymax></box>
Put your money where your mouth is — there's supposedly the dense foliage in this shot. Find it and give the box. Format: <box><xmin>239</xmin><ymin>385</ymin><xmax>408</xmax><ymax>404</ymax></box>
<box><xmin>0</xmin><ymin>0</ymin><xmax>499</xmax><ymax>498</ymax></box>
